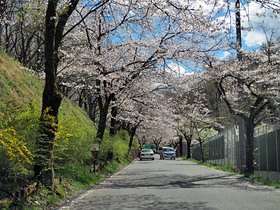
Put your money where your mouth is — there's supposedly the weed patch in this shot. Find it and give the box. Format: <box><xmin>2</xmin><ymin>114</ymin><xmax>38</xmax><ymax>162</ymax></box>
<box><xmin>26</xmin><ymin>158</ymin><xmax>132</xmax><ymax>209</ymax></box>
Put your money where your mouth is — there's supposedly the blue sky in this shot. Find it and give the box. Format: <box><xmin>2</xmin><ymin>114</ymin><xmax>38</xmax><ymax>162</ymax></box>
<box><xmin>169</xmin><ymin>0</ymin><xmax>280</xmax><ymax>69</ymax></box>
<box><xmin>241</xmin><ymin>1</ymin><xmax>279</xmax><ymax>47</ymax></box>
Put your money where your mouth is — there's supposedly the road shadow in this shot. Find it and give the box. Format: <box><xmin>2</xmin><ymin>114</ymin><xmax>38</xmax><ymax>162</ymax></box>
<box><xmin>57</xmin><ymin>162</ymin><xmax>268</xmax><ymax>210</ymax></box>
<box><xmin>65</xmin><ymin>194</ymin><xmax>218</xmax><ymax>210</ymax></box>
<box><xmin>95</xmin><ymin>166</ymin><xmax>262</xmax><ymax>192</ymax></box>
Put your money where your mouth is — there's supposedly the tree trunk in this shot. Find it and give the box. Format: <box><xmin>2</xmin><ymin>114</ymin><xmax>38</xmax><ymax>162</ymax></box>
<box><xmin>128</xmin><ymin>127</ymin><xmax>137</xmax><ymax>153</ymax></box>
<box><xmin>96</xmin><ymin>104</ymin><xmax>109</xmax><ymax>141</ymax></box>
<box><xmin>34</xmin><ymin>94</ymin><xmax>61</xmax><ymax>190</ymax></box>
<box><xmin>34</xmin><ymin>0</ymin><xmax>80</xmax><ymax>190</ymax></box>
<box><xmin>235</xmin><ymin>0</ymin><xmax>242</xmax><ymax>61</ymax></box>
<box><xmin>96</xmin><ymin>93</ymin><xmax>112</xmax><ymax>141</ymax></box>
<box><xmin>199</xmin><ymin>138</ymin><xmax>205</xmax><ymax>162</ymax></box>
<box><xmin>245</xmin><ymin>119</ymin><xmax>255</xmax><ymax>174</ymax></box>
<box><xmin>78</xmin><ymin>89</ymin><xmax>84</xmax><ymax>108</ymax></box>
<box><xmin>96</xmin><ymin>78</ymin><xmax>114</xmax><ymax>141</ymax></box>
<box><xmin>187</xmin><ymin>139</ymin><xmax>191</xmax><ymax>158</ymax></box>
<box><xmin>88</xmin><ymin>96</ymin><xmax>97</xmax><ymax>123</ymax></box>
<box><xmin>182</xmin><ymin>133</ymin><xmax>192</xmax><ymax>158</ymax></box>
<box><xmin>0</xmin><ymin>24</ymin><xmax>2</xmax><ymax>46</ymax></box>
<box><xmin>5</xmin><ymin>23</ymin><xmax>9</xmax><ymax>51</ymax></box>
<box><xmin>34</xmin><ymin>0</ymin><xmax>60</xmax><ymax>191</ymax></box>
<box><xmin>109</xmin><ymin>96</ymin><xmax>118</xmax><ymax>136</ymax></box>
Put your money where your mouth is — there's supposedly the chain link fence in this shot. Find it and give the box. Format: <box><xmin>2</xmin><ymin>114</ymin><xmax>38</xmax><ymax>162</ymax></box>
<box><xmin>254</xmin><ymin>125</ymin><xmax>280</xmax><ymax>181</ymax></box>
<box><xmin>191</xmin><ymin>124</ymin><xmax>280</xmax><ymax>181</ymax></box>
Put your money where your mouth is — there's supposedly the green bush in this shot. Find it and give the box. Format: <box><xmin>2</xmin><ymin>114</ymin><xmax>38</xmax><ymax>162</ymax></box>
<box><xmin>112</xmin><ymin>131</ymin><xmax>129</xmax><ymax>161</ymax></box>
<box><xmin>54</xmin><ymin>113</ymin><xmax>95</xmax><ymax>168</ymax></box>
<box><xmin>57</xmin><ymin>163</ymin><xmax>101</xmax><ymax>187</ymax></box>
<box><xmin>98</xmin><ymin>130</ymin><xmax>131</xmax><ymax>163</ymax></box>
<box><xmin>0</xmin><ymin>99</ymin><xmax>40</xmax><ymax>199</ymax></box>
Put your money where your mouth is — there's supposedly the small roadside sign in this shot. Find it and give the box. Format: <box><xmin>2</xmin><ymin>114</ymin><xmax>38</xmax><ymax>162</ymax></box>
<box><xmin>90</xmin><ymin>144</ymin><xmax>99</xmax><ymax>151</ymax></box>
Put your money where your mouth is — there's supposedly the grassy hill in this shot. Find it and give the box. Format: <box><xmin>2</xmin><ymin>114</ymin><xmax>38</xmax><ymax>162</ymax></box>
<box><xmin>0</xmin><ymin>47</ymin><xmax>98</xmax><ymax>167</ymax></box>
<box><xmin>0</xmin><ymin>45</ymin><xmax>95</xmax><ymax>196</ymax></box>
<box><xmin>0</xmin><ymin>49</ymin><xmax>43</xmax><ymax>104</ymax></box>
<box><xmin>0</xmin><ymin>48</ymin><xmax>95</xmax><ymax>128</ymax></box>
<box><xmin>0</xmin><ymin>48</ymin><xmax>135</xmax><ymax>208</ymax></box>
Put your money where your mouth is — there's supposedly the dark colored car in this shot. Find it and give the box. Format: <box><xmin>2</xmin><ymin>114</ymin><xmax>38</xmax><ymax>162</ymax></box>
<box><xmin>160</xmin><ymin>147</ymin><xmax>176</xmax><ymax>160</ymax></box>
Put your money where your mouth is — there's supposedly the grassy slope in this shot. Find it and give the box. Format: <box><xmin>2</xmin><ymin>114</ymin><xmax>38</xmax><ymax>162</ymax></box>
<box><xmin>0</xmin><ymin>48</ymin><xmax>96</xmax><ymax>206</ymax></box>
<box><xmin>0</xmin><ymin>49</ymin><xmax>95</xmax><ymax>128</ymax></box>
<box><xmin>0</xmin><ymin>49</ymin><xmax>135</xmax><ymax>209</ymax></box>
<box><xmin>0</xmin><ymin>48</ymin><xmax>99</xmax><ymax>174</ymax></box>
<box><xmin>0</xmin><ymin>50</ymin><xmax>43</xmax><ymax>105</ymax></box>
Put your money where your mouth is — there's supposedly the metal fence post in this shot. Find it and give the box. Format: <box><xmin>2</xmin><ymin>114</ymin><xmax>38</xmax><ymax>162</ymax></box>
<box><xmin>265</xmin><ymin>125</ymin><xmax>269</xmax><ymax>179</ymax></box>
<box><xmin>276</xmin><ymin>129</ymin><xmax>279</xmax><ymax>181</ymax></box>
<box><xmin>258</xmin><ymin>127</ymin><xmax>260</xmax><ymax>174</ymax></box>
<box><xmin>227</xmin><ymin>130</ymin><xmax>229</xmax><ymax>165</ymax></box>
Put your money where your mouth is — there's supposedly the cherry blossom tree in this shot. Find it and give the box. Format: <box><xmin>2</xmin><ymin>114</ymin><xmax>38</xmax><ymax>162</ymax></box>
<box><xmin>152</xmin><ymin>137</ymin><xmax>162</xmax><ymax>151</ymax></box>
<box><xmin>58</xmin><ymin>0</ymin><xmax>225</xmax><ymax>145</ymax></box>
<box><xmin>113</xmin><ymin>76</ymin><xmax>155</xmax><ymax>152</ymax></box>
<box><xmin>171</xmin><ymin>72</ymin><xmax>223</xmax><ymax>159</ymax></box>
<box><xmin>34</xmin><ymin>0</ymin><xmax>80</xmax><ymax>190</ymax></box>
<box><xmin>137</xmin><ymin>136</ymin><xmax>146</xmax><ymax>149</ymax></box>
<box><xmin>34</xmin><ymin>0</ymin><xmax>109</xmax><ymax>190</ymax></box>
<box><xmin>189</xmin><ymin>0</ymin><xmax>280</xmax><ymax>172</ymax></box>
<box><xmin>203</xmin><ymin>39</ymin><xmax>280</xmax><ymax>172</ymax></box>
<box><xmin>117</xmin><ymin>70</ymin><xmax>177</xmax><ymax>149</ymax></box>
<box><xmin>121</xmin><ymin>79</ymin><xmax>177</xmax><ymax>149</ymax></box>
<box><xmin>175</xmin><ymin>118</ymin><xmax>195</xmax><ymax>158</ymax></box>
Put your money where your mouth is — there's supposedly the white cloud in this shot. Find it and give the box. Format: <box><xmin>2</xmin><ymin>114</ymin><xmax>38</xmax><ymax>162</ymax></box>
<box><xmin>242</xmin><ymin>2</ymin><xmax>280</xmax><ymax>47</ymax></box>
<box><xmin>243</xmin><ymin>31</ymin><xmax>266</xmax><ymax>47</ymax></box>
<box><xmin>166</xmin><ymin>63</ymin><xmax>193</xmax><ymax>78</ymax></box>
<box><xmin>220</xmin><ymin>51</ymin><xmax>232</xmax><ymax>60</ymax></box>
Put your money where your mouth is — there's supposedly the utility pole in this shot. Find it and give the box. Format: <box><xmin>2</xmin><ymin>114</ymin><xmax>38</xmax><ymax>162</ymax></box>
<box><xmin>235</xmin><ymin>0</ymin><xmax>246</xmax><ymax>173</ymax></box>
<box><xmin>235</xmin><ymin>0</ymin><xmax>242</xmax><ymax>61</ymax></box>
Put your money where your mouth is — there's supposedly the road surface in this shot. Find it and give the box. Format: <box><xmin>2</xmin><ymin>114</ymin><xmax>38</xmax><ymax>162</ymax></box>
<box><xmin>58</xmin><ymin>155</ymin><xmax>280</xmax><ymax>209</ymax></box>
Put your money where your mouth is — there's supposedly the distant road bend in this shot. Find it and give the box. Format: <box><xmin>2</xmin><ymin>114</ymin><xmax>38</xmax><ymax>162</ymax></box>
<box><xmin>58</xmin><ymin>155</ymin><xmax>280</xmax><ymax>210</ymax></box>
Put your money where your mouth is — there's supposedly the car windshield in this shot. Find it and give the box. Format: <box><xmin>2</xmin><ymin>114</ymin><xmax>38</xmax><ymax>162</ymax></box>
<box><xmin>142</xmin><ymin>149</ymin><xmax>153</xmax><ymax>153</ymax></box>
<box><xmin>164</xmin><ymin>148</ymin><xmax>174</xmax><ymax>152</ymax></box>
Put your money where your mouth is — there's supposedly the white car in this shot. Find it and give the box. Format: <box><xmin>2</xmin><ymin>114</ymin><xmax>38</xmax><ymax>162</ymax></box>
<box><xmin>140</xmin><ymin>149</ymin><xmax>155</xmax><ymax>160</ymax></box>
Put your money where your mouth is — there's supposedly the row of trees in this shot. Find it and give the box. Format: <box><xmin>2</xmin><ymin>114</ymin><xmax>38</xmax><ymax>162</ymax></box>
<box><xmin>0</xmin><ymin>0</ymin><xmax>279</xmax><ymax>190</ymax></box>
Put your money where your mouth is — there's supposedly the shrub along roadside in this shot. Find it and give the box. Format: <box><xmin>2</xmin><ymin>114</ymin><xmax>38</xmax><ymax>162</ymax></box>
<box><xmin>48</xmin><ymin>158</ymin><xmax>133</xmax><ymax>209</ymax></box>
<box><xmin>2</xmin><ymin>157</ymin><xmax>133</xmax><ymax>209</ymax></box>
<box><xmin>0</xmin><ymin>96</ymin><xmax>137</xmax><ymax>209</ymax></box>
<box><xmin>2</xmin><ymin>158</ymin><xmax>132</xmax><ymax>210</ymax></box>
<box><xmin>0</xmin><ymin>97</ymin><xmax>136</xmax><ymax>209</ymax></box>
<box><xmin>182</xmin><ymin>157</ymin><xmax>280</xmax><ymax>189</ymax></box>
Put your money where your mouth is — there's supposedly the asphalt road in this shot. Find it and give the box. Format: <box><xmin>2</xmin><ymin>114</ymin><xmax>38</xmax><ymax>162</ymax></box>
<box><xmin>59</xmin><ymin>155</ymin><xmax>280</xmax><ymax>210</ymax></box>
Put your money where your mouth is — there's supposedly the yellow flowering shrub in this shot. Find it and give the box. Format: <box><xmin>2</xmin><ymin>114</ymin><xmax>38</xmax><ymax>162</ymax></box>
<box><xmin>0</xmin><ymin>99</ymin><xmax>34</xmax><ymax>168</ymax></box>
<box><xmin>0</xmin><ymin>98</ymin><xmax>41</xmax><ymax>198</ymax></box>
<box><xmin>0</xmin><ymin>126</ymin><xmax>32</xmax><ymax>167</ymax></box>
